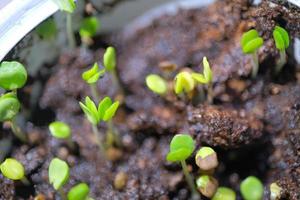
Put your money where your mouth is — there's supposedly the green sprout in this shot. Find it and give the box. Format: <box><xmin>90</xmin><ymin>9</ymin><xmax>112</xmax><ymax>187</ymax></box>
<box><xmin>212</xmin><ymin>187</ymin><xmax>236</xmax><ymax>200</ymax></box>
<box><xmin>68</xmin><ymin>183</ymin><xmax>93</xmax><ymax>200</ymax></box>
<box><xmin>51</xmin><ymin>0</ymin><xmax>76</xmax><ymax>48</ymax></box>
<box><xmin>195</xmin><ymin>147</ymin><xmax>218</xmax><ymax>171</ymax></box>
<box><xmin>82</xmin><ymin>62</ymin><xmax>106</xmax><ymax>100</ymax></box>
<box><xmin>240</xmin><ymin>176</ymin><xmax>263</xmax><ymax>200</ymax></box>
<box><xmin>0</xmin><ymin>61</ymin><xmax>27</xmax><ymax>91</ymax></box>
<box><xmin>49</xmin><ymin>158</ymin><xmax>70</xmax><ymax>199</ymax></box>
<box><xmin>36</xmin><ymin>18</ymin><xmax>57</xmax><ymax>40</ymax></box>
<box><xmin>166</xmin><ymin>134</ymin><xmax>198</xmax><ymax>198</ymax></box>
<box><xmin>49</xmin><ymin>121</ymin><xmax>75</xmax><ymax>150</ymax></box>
<box><xmin>192</xmin><ymin>57</ymin><xmax>213</xmax><ymax>103</ymax></box>
<box><xmin>241</xmin><ymin>29</ymin><xmax>264</xmax><ymax>78</ymax></box>
<box><xmin>0</xmin><ymin>158</ymin><xmax>29</xmax><ymax>184</ymax></box>
<box><xmin>273</xmin><ymin>25</ymin><xmax>290</xmax><ymax>74</ymax></box>
<box><xmin>79</xmin><ymin>17</ymin><xmax>100</xmax><ymax>46</ymax></box>
<box><xmin>196</xmin><ymin>175</ymin><xmax>219</xmax><ymax>198</ymax></box>
<box><xmin>270</xmin><ymin>182</ymin><xmax>281</xmax><ymax>200</ymax></box>
<box><xmin>145</xmin><ymin>74</ymin><xmax>168</xmax><ymax>95</ymax></box>
<box><xmin>174</xmin><ymin>71</ymin><xmax>195</xmax><ymax>96</ymax></box>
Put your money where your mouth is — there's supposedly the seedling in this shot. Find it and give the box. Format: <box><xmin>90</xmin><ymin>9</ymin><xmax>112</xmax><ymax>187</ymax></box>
<box><xmin>166</xmin><ymin>134</ymin><xmax>199</xmax><ymax>198</ymax></box>
<box><xmin>68</xmin><ymin>183</ymin><xmax>93</xmax><ymax>200</ymax></box>
<box><xmin>49</xmin><ymin>158</ymin><xmax>70</xmax><ymax>199</ymax></box>
<box><xmin>82</xmin><ymin>62</ymin><xmax>106</xmax><ymax>100</ymax></box>
<box><xmin>49</xmin><ymin>121</ymin><xmax>75</xmax><ymax>150</ymax></box>
<box><xmin>145</xmin><ymin>74</ymin><xmax>168</xmax><ymax>95</ymax></box>
<box><xmin>0</xmin><ymin>61</ymin><xmax>27</xmax><ymax>91</ymax></box>
<box><xmin>241</xmin><ymin>29</ymin><xmax>264</xmax><ymax>78</ymax></box>
<box><xmin>270</xmin><ymin>182</ymin><xmax>281</xmax><ymax>200</ymax></box>
<box><xmin>36</xmin><ymin>18</ymin><xmax>57</xmax><ymax>40</ymax></box>
<box><xmin>195</xmin><ymin>147</ymin><xmax>218</xmax><ymax>171</ymax></box>
<box><xmin>0</xmin><ymin>158</ymin><xmax>29</xmax><ymax>184</ymax></box>
<box><xmin>196</xmin><ymin>175</ymin><xmax>219</xmax><ymax>198</ymax></box>
<box><xmin>80</xmin><ymin>17</ymin><xmax>100</xmax><ymax>46</ymax></box>
<box><xmin>212</xmin><ymin>187</ymin><xmax>236</xmax><ymax>200</ymax></box>
<box><xmin>273</xmin><ymin>26</ymin><xmax>290</xmax><ymax>74</ymax></box>
<box><xmin>240</xmin><ymin>176</ymin><xmax>263</xmax><ymax>200</ymax></box>
<box><xmin>51</xmin><ymin>0</ymin><xmax>76</xmax><ymax>48</ymax></box>
<box><xmin>174</xmin><ymin>71</ymin><xmax>195</xmax><ymax>97</ymax></box>
<box><xmin>192</xmin><ymin>57</ymin><xmax>213</xmax><ymax>103</ymax></box>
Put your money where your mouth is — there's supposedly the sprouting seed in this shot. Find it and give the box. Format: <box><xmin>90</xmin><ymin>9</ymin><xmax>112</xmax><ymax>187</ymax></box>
<box><xmin>103</xmin><ymin>47</ymin><xmax>116</xmax><ymax>72</ymax></box>
<box><xmin>0</xmin><ymin>61</ymin><xmax>27</xmax><ymax>91</ymax></box>
<box><xmin>196</xmin><ymin>175</ymin><xmax>219</xmax><ymax>198</ymax></box>
<box><xmin>240</xmin><ymin>176</ymin><xmax>263</xmax><ymax>200</ymax></box>
<box><xmin>174</xmin><ymin>71</ymin><xmax>195</xmax><ymax>95</ymax></box>
<box><xmin>270</xmin><ymin>182</ymin><xmax>282</xmax><ymax>200</ymax></box>
<box><xmin>49</xmin><ymin>121</ymin><xmax>71</xmax><ymax>139</ymax></box>
<box><xmin>82</xmin><ymin>63</ymin><xmax>105</xmax><ymax>85</ymax></box>
<box><xmin>212</xmin><ymin>187</ymin><xmax>236</xmax><ymax>200</ymax></box>
<box><xmin>145</xmin><ymin>74</ymin><xmax>168</xmax><ymax>95</ymax></box>
<box><xmin>273</xmin><ymin>25</ymin><xmax>290</xmax><ymax>74</ymax></box>
<box><xmin>67</xmin><ymin>183</ymin><xmax>90</xmax><ymax>200</ymax></box>
<box><xmin>48</xmin><ymin>158</ymin><xmax>70</xmax><ymax>190</ymax></box>
<box><xmin>0</xmin><ymin>158</ymin><xmax>25</xmax><ymax>181</ymax></box>
<box><xmin>195</xmin><ymin>146</ymin><xmax>218</xmax><ymax>171</ymax></box>
<box><xmin>241</xmin><ymin>29</ymin><xmax>264</xmax><ymax>78</ymax></box>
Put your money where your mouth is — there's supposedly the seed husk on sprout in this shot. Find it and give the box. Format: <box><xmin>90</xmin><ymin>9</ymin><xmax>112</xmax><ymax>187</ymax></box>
<box><xmin>195</xmin><ymin>146</ymin><xmax>218</xmax><ymax>171</ymax></box>
<box><xmin>196</xmin><ymin>175</ymin><xmax>219</xmax><ymax>198</ymax></box>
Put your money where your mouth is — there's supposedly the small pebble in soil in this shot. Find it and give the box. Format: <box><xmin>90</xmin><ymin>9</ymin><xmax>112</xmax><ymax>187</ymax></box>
<box><xmin>114</xmin><ymin>171</ymin><xmax>128</xmax><ymax>190</ymax></box>
<box><xmin>106</xmin><ymin>147</ymin><xmax>123</xmax><ymax>161</ymax></box>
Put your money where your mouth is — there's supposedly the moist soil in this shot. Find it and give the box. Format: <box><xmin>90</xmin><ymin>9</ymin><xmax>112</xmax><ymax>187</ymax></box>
<box><xmin>1</xmin><ymin>0</ymin><xmax>300</xmax><ymax>199</ymax></box>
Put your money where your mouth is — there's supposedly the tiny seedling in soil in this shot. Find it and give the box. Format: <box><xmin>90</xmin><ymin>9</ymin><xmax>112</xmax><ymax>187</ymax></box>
<box><xmin>192</xmin><ymin>57</ymin><xmax>214</xmax><ymax>103</ymax></box>
<box><xmin>195</xmin><ymin>146</ymin><xmax>218</xmax><ymax>171</ymax></box>
<box><xmin>49</xmin><ymin>121</ymin><xmax>75</xmax><ymax>150</ymax></box>
<box><xmin>145</xmin><ymin>74</ymin><xmax>168</xmax><ymax>95</ymax></box>
<box><xmin>0</xmin><ymin>61</ymin><xmax>27</xmax><ymax>91</ymax></box>
<box><xmin>79</xmin><ymin>16</ymin><xmax>100</xmax><ymax>46</ymax></box>
<box><xmin>240</xmin><ymin>176</ymin><xmax>263</xmax><ymax>200</ymax></box>
<box><xmin>273</xmin><ymin>25</ymin><xmax>290</xmax><ymax>75</ymax></box>
<box><xmin>166</xmin><ymin>134</ymin><xmax>199</xmax><ymax>199</ymax></box>
<box><xmin>174</xmin><ymin>71</ymin><xmax>195</xmax><ymax>97</ymax></box>
<box><xmin>36</xmin><ymin>18</ymin><xmax>57</xmax><ymax>40</ymax></box>
<box><xmin>212</xmin><ymin>187</ymin><xmax>236</xmax><ymax>200</ymax></box>
<box><xmin>196</xmin><ymin>175</ymin><xmax>219</xmax><ymax>198</ymax></box>
<box><xmin>0</xmin><ymin>158</ymin><xmax>29</xmax><ymax>184</ymax></box>
<box><xmin>51</xmin><ymin>0</ymin><xmax>76</xmax><ymax>48</ymax></box>
<box><xmin>67</xmin><ymin>183</ymin><xmax>94</xmax><ymax>200</ymax></box>
<box><xmin>49</xmin><ymin>158</ymin><xmax>70</xmax><ymax>199</ymax></box>
<box><xmin>82</xmin><ymin>62</ymin><xmax>105</xmax><ymax>100</ymax></box>
<box><xmin>270</xmin><ymin>182</ymin><xmax>282</xmax><ymax>200</ymax></box>
<box><xmin>241</xmin><ymin>29</ymin><xmax>264</xmax><ymax>78</ymax></box>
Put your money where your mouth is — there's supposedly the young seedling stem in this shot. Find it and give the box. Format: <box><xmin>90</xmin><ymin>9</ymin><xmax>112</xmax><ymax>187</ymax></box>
<box><xmin>59</xmin><ymin>188</ymin><xmax>67</xmax><ymax>200</ymax></box>
<box><xmin>92</xmin><ymin>124</ymin><xmax>104</xmax><ymax>154</ymax></box>
<box><xmin>181</xmin><ymin>160</ymin><xmax>199</xmax><ymax>199</ymax></box>
<box><xmin>66</xmin><ymin>13</ymin><xmax>75</xmax><ymax>49</ymax></box>
<box><xmin>275</xmin><ymin>50</ymin><xmax>286</xmax><ymax>74</ymax></box>
<box><xmin>251</xmin><ymin>52</ymin><xmax>259</xmax><ymax>79</ymax></box>
<box><xmin>106</xmin><ymin>119</ymin><xmax>121</xmax><ymax>147</ymax></box>
<box><xmin>90</xmin><ymin>83</ymin><xmax>100</xmax><ymax>101</ymax></box>
<box><xmin>10</xmin><ymin>118</ymin><xmax>27</xmax><ymax>143</ymax></box>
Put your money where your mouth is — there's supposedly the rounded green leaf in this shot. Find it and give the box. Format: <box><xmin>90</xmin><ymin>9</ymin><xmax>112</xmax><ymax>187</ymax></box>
<box><xmin>174</xmin><ymin>71</ymin><xmax>195</xmax><ymax>94</ymax></box>
<box><xmin>103</xmin><ymin>46</ymin><xmax>116</xmax><ymax>71</ymax></box>
<box><xmin>36</xmin><ymin>18</ymin><xmax>57</xmax><ymax>40</ymax></box>
<box><xmin>82</xmin><ymin>63</ymin><xmax>105</xmax><ymax>84</ymax></box>
<box><xmin>0</xmin><ymin>158</ymin><xmax>25</xmax><ymax>180</ymax></box>
<box><xmin>212</xmin><ymin>187</ymin><xmax>236</xmax><ymax>200</ymax></box>
<box><xmin>196</xmin><ymin>146</ymin><xmax>215</xmax><ymax>159</ymax></box>
<box><xmin>79</xmin><ymin>17</ymin><xmax>99</xmax><ymax>38</ymax></box>
<box><xmin>241</xmin><ymin>29</ymin><xmax>259</xmax><ymax>48</ymax></box>
<box><xmin>98</xmin><ymin>97</ymin><xmax>112</xmax><ymax>120</ymax></box>
<box><xmin>145</xmin><ymin>74</ymin><xmax>167</xmax><ymax>95</ymax></box>
<box><xmin>242</xmin><ymin>37</ymin><xmax>263</xmax><ymax>54</ymax></box>
<box><xmin>103</xmin><ymin>101</ymin><xmax>119</xmax><ymax>121</ymax></box>
<box><xmin>49</xmin><ymin>158</ymin><xmax>70</xmax><ymax>190</ymax></box>
<box><xmin>240</xmin><ymin>176</ymin><xmax>263</xmax><ymax>200</ymax></box>
<box><xmin>0</xmin><ymin>93</ymin><xmax>20</xmax><ymax>122</ymax></box>
<box><xmin>49</xmin><ymin>121</ymin><xmax>71</xmax><ymax>139</ymax></box>
<box><xmin>67</xmin><ymin>183</ymin><xmax>90</xmax><ymax>200</ymax></box>
<box><xmin>274</xmin><ymin>26</ymin><xmax>289</xmax><ymax>48</ymax></box>
<box><xmin>52</xmin><ymin>0</ymin><xmax>76</xmax><ymax>13</ymax></box>
<box><xmin>166</xmin><ymin>134</ymin><xmax>195</xmax><ymax>162</ymax></box>
<box><xmin>0</xmin><ymin>61</ymin><xmax>27</xmax><ymax>90</ymax></box>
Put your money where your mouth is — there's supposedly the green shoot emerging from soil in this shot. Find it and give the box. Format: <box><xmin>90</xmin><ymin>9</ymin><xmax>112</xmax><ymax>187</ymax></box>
<box><xmin>82</xmin><ymin>62</ymin><xmax>106</xmax><ymax>100</ymax></box>
<box><xmin>273</xmin><ymin>25</ymin><xmax>290</xmax><ymax>75</ymax></box>
<box><xmin>145</xmin><ymin>74</ymin><xmax>168</xmax><ymax>95</ymax></box>
<box><xmin>68</xmin><ymin>183</ymin><xmax>93</xmax><ymax>200</ymax></box>
<box><xmin>49</xmin><ymin>121</ymin><xmax>75</xmax><ymax>150</ymax></box>
<box><xmin>270</xmin><ymin>182</ymin><xmax>282</xmax><ymax>200</ymax></box>
<box><xmin>212</xmin><ymin>187</ymin><xmax>236</xmax><ymax>200</ymax></box>
<box><xmin>166</xmin><ymin>134</ymin><xmax>199</xmax><ymax>198</ymax></box>
<box><xmin>241</xmin><ymin>29</ymin><xmax>264</xmax><ymax>78</ymax></box>
<box><xmin>0</xmin><ymin>61</ymin><xmax>27</xmax><ymax>91</ymax></box>
<box><xmin>195</xmin><ymin>146</ymin><xmax>218</xmax><ymax>171</ymax></box>
<box><xmin>196</xmin><ymin>175</ymin><xmax>219</xmax><ymax>198</ymax></box>
<box><xmin>0</xmin><ymin>158</ymin><xmax>29</xmax><ymax>184</ymax></box>
<box><xmin>36</xmin><ymin>18</ymin><xmax>57</xmax><ymax>40</ymax></box>
<box><xmin>80</xmin><ymin>17</ymin><xmax>100</xmax><ymax>46</ymax></box>
<box><xmin>192</xmin><ymin>57</ymin><xmax>213</xmax><ymax>103</ymax></box>
<box><xmin>174</xmin><ymin>71</ymin><xmax>195</xmax><ymax>97</ymax></box>
<box><xmin>49</xmin><ymin>158</ymin><xmax>70</xmax><ymax>199</ymax></box>
<box><xmin>240</xmin><ymin>176</ymin><xmax>263</xmax><ymax>200</ymax></box>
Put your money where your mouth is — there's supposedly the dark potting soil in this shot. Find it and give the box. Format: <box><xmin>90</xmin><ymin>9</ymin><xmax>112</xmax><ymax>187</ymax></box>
<box><xmin>1</xmin><ymin>0</ymin><xmax>300</xmax><ymax>199</ymax></box>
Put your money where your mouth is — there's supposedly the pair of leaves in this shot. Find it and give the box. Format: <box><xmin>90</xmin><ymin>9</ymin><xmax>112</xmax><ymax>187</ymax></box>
<box><xmin>0</xmin><ymin>93</ymin><xmax>20</xmax><ymax>122</ymax></box>
<box><xmin>174</xmin><ymin>71</ymin><xmax>195</xmax><ymax>94</ymax></box>
<box><xmin>82</xmin><ymin>63</ymin><xmax>105</xmax><ymax>84</ymax></box>
<box><xmin>241</xmin><ymin>29</ymin><xmax>264</xmax><ymax>54</ymax></box>
<box><xmin>49</xmin><ymin>121</ymin><xmax>71</xmax><ymax>139</ymax></box>
<box><xmin>52</xmin><ymin>0</ymin><xmax>76</xmax><ymax>13</ymax></box>
<box><xmin>0</xmin><ymin>158</ymin><xmax>25</xmax><ymax>180</ymax></box>
<box><xmin>192</xmin><ymin>57</ymin><xmax>213</xmax><ymax>84</ymax></box>
<box><xmin>273</xmin><ymin>25</ymin><xmax>289</xmax><ymax>51</ymax></box>
<box><xmin>0</xmin><ymin>61</ymin><xmax>27</xmax><ymax>91</ymax></box>
<box><xmin>79</xmin><ymin>96</ymin><xmax>119</xmax><ymax>125</ymax></box>
<box><xmin>166</xmin><ymin>134</ymin><xmax>195</xmax><ymax>162</ymax></box>
<box><xmin>145</xmin><ymin>74</ymin><xmax>168</xmax><ymax>95</ymax></box>
<box><xmin>49</xmin><ymin>158</ymin><xmax>70</xmax><ymax>190</ymax></box>
<box><xmin>80</xmin><ymin>17</ymin><xmax>100</xmax><ymax>39</ymax></box>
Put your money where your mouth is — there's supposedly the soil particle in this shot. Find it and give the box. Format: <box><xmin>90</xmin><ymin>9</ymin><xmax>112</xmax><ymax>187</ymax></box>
<box><xmin>0</xmin><ymin>174</ymin><xmax>15</xmax><ymax>200</ymax></box>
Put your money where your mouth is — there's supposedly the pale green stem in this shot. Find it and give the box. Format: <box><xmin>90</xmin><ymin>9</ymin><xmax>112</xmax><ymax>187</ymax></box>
<box><xmin>207</xmin><ymin>83</ymin><xmax>213</xmax><ymax>104</ymax></box>
<box><xmin>58</xmin><ymin>188</ymin><xmax>67</xmax><ymax>200</ymax></box>
<box><xmin>66</xmin><ymin>13</ymin><xmax>75</xmax><ymax>49</ymax></box>
<box><xmin>107</xmin><ymin>120</ymin><xmax>121</xmax><ymax>147</ymax></box>
<box><xmin>92</xmin><ymin>125</ymin><xmax>104</xmax><ymax>154</ymax></box>
<box><xmin>180</xmin><ymin>160</ymin><xmax>200</xmax><ymax>199</ymax></box>
<box><xmin>21</xmin><ymin>176</ymin><xmax>30</xmax><ymax>185</ymax></box>
<box><xmin>66</xmin><ymin>137</ymin><xmax>76</xmax><ymax>151</ymax></box>
<box><xmin>275</xmin><ymin>50</ymin><xmax>287</xmax><ymax>75</ymax></box>
<box><xmin>90</xmin><ymin>84</ymin><xmax>100</xmax><ymax>101</ymax></box>
<box><xmin>111</xmin><ymin>70</ymin><xmax>124</xmax><ymax>97</ymax></box>
<box><xmin>251</xmin><ymin>51</ymin><xmax>259</xmax><ymax>78</ymax></box>
<box><xmin>10</xmin><ymin>118</ymin><xmax>27</xmax><ymax>143</ymax></box>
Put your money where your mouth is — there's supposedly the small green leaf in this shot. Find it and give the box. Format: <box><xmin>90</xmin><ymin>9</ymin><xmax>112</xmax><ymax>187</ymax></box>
<box><xmin>192</xmin><ymin>73</ymin><xmax>207</xmax><ymax>84</ymax></box>
<box><xmin>203</xmin><ymin>57</ymin><xmax>213</xmax><ymax>83</ymax></box>
<box><xmin>0</xmin><ymin>93</ymin><xmax>20</xmax><ymax>122</ymax></box>
<box><xmin>79</xmin><ymin>17</ymin><xmax>99</xmax><ymax>38</ymax></box>
<box><xmin>0</xmin><ymin>158</ymin><xmax>25</xmax><ymax>180</ymax></box>
<box><xmin>212</xmin><ymin>187</ymin><xmax>236</xmax><ymax>200</ymax></box>
<box><xmin>146</xmin><ymin>74</ymin><xmax>167</xmax><ymax>95</ymax></box>
<box><xmin>241</xmin><ymin>29</ymin><xmax>259</xmax><ymax>47</ymax></box>
<box><xmin>242</xmin><ymin>37</ymin><xmax>263</xmax><ymax>54</ymax></box>
<box><xmin>103</xmin><ymin>101</ymin><xmax>119</xmax><ymax>121</ymax></box>
<box><xmin>0</xmin><ymin>61</ymin><xmax>27</xmax><ymax>90</ymax></box>
<box><xmin>103</xmin><ymin>47</ymin><xmax>116</xmax><ymax>71</ymax></box>
<box><xmin>36</xmin><ymin>18</ymin><xmax>57</xmax><ymax>40</ymax></box>
<box><xmin>79</xmin><ymin>101</ymin><xmax>98</xmax><ymax>125</ymax></box>
<box><xmin>273</xmin><ymin>26</ymin><xmax>289</xmax><ymax>50</ymax></box>
<box><xmin>82</xmin><ymin>63</ymin><xmax>105</xmax><ymax>84</ymax></box>
<box><xmin>240</xmin><ymin>176</ymin><xmax>263</xmax><ymax>200</ymax></box>
<box><xmin>49</xmin><ymin>121</ymin><xmax>71</xmax><ymax>139</ymax></box>
<box><xmin>85</xmin><ymin>97</ymin><xmax>99</xmax><ymax>122</ymax></box>
<box><xmin>98</xmin><ymin>97</ymin><xmax>112</xmax><ymax>120</ymax></box>
<box><xmin>48</xmin><ymin>158</ymin><xmax>70</xmax><ymax>190</ymax></box>
<box><xmin>166</xmin><ymin>134</ymin><xmax>195</xmax><ymax>162</ymax></box>
<box><xmin>174</xmin><ymin>71</ymin><xmax>195</xmax><ymax>94</ymax></box>
<box><xmin>196</xmin><ymin>147</ymin><xmax>215</xmax><ymax>159</ymax></box>
<box><xmin>52</xmin><ymin>0</ymin><xmax>76</xmax><ymax>13</ymax></box>
<box><xmin>68</xmin><ymin>183</ymin><xmax>90</xmax><ymax>200</ymax></box>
